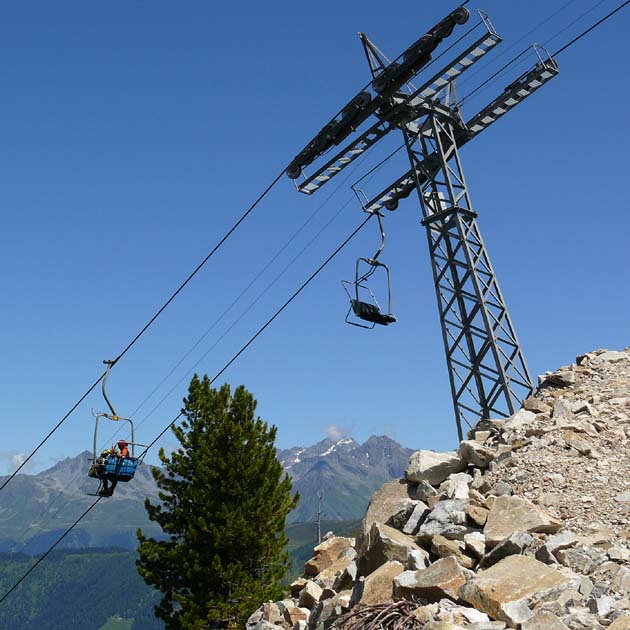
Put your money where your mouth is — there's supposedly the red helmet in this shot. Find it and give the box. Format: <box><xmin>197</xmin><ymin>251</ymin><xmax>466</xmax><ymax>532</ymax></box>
<box><xmin>118</xmin><ymin>440</ymin><xmax>128</xmax><ymax>447</ymax></box>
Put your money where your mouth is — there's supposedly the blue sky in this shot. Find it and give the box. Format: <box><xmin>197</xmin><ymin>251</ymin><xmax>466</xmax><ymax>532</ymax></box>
<box><xmin>1</xmin><ymin>0</ymin><xmax>629</xmax><ymax>474</ymax></box>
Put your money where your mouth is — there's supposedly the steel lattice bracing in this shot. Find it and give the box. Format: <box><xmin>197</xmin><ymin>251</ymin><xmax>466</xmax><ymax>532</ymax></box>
<box><xmin>286</xmin><ymin>7</ymin><xmax>558</xmax><ymax>439</ymax></box>
<box><xmin>404</xmin><ymin>100</ymin><xmax>533</xmax><ymax>439</ymax></box>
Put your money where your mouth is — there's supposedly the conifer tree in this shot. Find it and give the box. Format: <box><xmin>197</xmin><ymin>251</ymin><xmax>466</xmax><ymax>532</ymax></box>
<box><xmin>136</xmin><ymin>376</ymin><xmax>299</xmax><ymax>629</ymax></box>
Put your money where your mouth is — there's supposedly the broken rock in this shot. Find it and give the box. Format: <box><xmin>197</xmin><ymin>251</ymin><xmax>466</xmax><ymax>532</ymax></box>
<box><xmin>358</xmin><ymin>521</ymin><xmax>422</xmax><ymax>576</ymax></box>
<box><xmin>394</xmin><ymin>556</ymin><xmax>469</xmax><ymax>602</ymax></box>
<box><xmin>503</xmin><ymin>409</ymin><xmax>536</xmax><ymax>432</ymax></box>
<box><xmin>361</xmin><ymin>479</ymin><xmax>413</xmax><ymax>536</ymax></box>
<box><xmin>460</xmin><ymin>440</ymin><xmax>495</xmax><ymax>468</ymax></box>
<box><xmin>402</xmin><ymin>500</ymin><xmax>430</xmax><ymax>535</ymax></box>
<box><xmin>304</xmin><ymin>536</ymin><xmax>353</xmax><ymax>576</ymax></box>
<box><xmin>441</xmin><ymin>473</ymin><xmax>473</xmax><ymax>500</ymax></box>
<box><xmin>432</xmin><ymin>534</ymin><xmax>476</xmax><ymax>569</ymax></box>
<box><xmin>479</xmin><ymin>532</ymin><xmax>533</xmax><ymax>569</ymax></box>
<box><xmin>356</xmin><ymin>560</ymin><xmax>404</xmax><ymax>606</ymax></box>
<box><xmin>521</xmin><ymin>611</ymin><xmax>569</xmax><ymax>629</ymax></box>
<box><xmin>297</xmin><ymin>580</ymin><xmax>322</xmax><ymax>609</ymax></box>
<box><xmin>405</xmin><ymin>450</ymin><xmax>467</xmax><ymax>486</ymax></box>
<box><xmin>461</xmin><ymin>556</ymin><xmax>575</xmax><ymax>628</ymax></box>
<box><xmin>484</xmin><ymin>495</ymin><xmax>561</xmax><ymax>547</ymax></box>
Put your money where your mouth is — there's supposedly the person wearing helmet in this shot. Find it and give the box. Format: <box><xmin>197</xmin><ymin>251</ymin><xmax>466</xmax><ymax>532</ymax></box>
<box><xmin>117</xmin><ymin>440</ymin><xmax>129</xmax><ymax>459</ymax></box>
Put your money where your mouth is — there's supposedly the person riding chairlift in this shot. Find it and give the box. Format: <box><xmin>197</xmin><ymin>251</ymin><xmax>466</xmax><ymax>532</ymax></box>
<box><xmin>117</xmin><ymin>439</ymin><xmax>129</xmax><ymax>459</ymax></box>
<box><xmin>98</xmin><ymin>440</ymin><xmax>130</xmax><ymax>497</ymax></box>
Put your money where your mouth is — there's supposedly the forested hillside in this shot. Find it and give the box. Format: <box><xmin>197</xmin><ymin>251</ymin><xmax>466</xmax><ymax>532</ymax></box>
<box><xmin>0</xmin><ymin>521</ymin><xmax>359</xmax><ymax>629</ymax></box>
<box><xmin>0</xmin><ymin>548</ymin><xmax>162</xmax><ymax>630</ymax></box>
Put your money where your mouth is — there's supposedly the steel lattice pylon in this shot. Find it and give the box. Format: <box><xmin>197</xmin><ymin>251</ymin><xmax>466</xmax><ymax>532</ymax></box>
<box><xmin>403</xmin><ymin>94</ymin><xmax>533</xmax><ymax>439</ymax></box>
<box><xmin>286</xmin><ymin>7</ymin><xmax>559</xmax><ymax>439</ymax></box>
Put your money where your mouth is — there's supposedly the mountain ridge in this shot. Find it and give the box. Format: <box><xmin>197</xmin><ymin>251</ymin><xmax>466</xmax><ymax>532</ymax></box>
<box><xmin>0</xmin><ymin>435</ymin><xmax>412</xmax><ymax>551</ymax></box>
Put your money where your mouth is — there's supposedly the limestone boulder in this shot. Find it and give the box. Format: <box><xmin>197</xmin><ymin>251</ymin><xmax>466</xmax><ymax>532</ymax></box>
<box><xmin>502</xmin><ymin>409</ymin><xmax>536</xmax><ymax>432</ymax></box>
<box><xmin>304</xmin><ymin>536</ymin><xmax>354</xmax><ymax>577</ymax></box>
<box><xmin>460</xmin><ymin>556</ymin><xmax>575</xmax><ymax>627</ymax></box>
<box><xmin>405</xmin><ymin>450</ymin><xmax>467</xmax><ymax>485</ymax></box>
<box><xmin>387</xmin><ymin>498</ymin><xmax>420</xmax><ymax>530</ymax></box>
<box><xmin>393</xmin><ymin>557</ymin><xmax>469</xmax><ymax>602</ymax></box>
<box><xmin>431</xmin><ymin>534</ymin><xmax>475</xmax><ymax>569</ymax></box>
<box><xmin>523</xmin><ymin>397</ymin><xmax>551</xmax><ymax>414</ymax></box>
<box><xmin>466</xmin><ymin>504</ymin><xmax>489</xmax><ymax>527</ymax></box>
<box><xmin>484</xmin><ymin>495</ymin><xmax>562</xmax><ymax>547</ymax></box>
<box><xmin>298</xmin><ymin>580</ymin><xmax>323</xmax><ymax>609</ymax></box>
<box><xmin>331</xmin><ymin>560</ymin><xmax>357</xmax><ymax>592</ymax></box>
<box><xmin>407</xmin><ymin>548</ymin><xmax>431</xmax><ymax>570</ymax></box>
<box><xmin>479</xmin><ymin>532</ymin><xmax>534</xmax><ymax>569</ymax></box>
<box><xmin>535</xmin><ymin>531</ymin><xmax>577</xmax><ymax>564</ymax></box>
<box><xmin>609</xmin><ymin>616</ymin><xmax>630</xmax><ymax>630</ymax></box>
<box><xmin>261</xmin><ymin>602</ymin><xmax>283</xmax><ymax>624</ymax></box>
<box><xmin>440</xmin><ymin>473</ymin><xmax>473</xmax><ymax>500</ymax></box>
<box><xmin>290</xmin><ymin>577</ymin><xmax>308</xmax><ymax>598</ymax></box>
<box><xmin>356</xmin><ymin>560</ymin><xmax>404</xmax><ymax>606</ymax></box>
<box><xmin>361</xmin><ymin>479</ymin><xmax>413</xmax><ymax>536</ymax></box>
<box><xmin>357</xmin><ymin>522</ymin><xmax>423</xmax><ymax>576</ymax></box>
<box><xmin>459</xmin><ymin>440</ymin><xmax>495</xmax><ymax>468</ymax></box>
<box><xmin>402</xmin><ymin>501</ymin><xmax>430</xmax><ymax>535</ymax></box>
<box><xmin>464</xmin><ymin>531</ymin><xmax>486</xmax><ymax>558</ymax></box>
<box><xmin>412</xmin><ymin>479</ymin><xmax>439</xmax><ymax>502</ymax></box>
<box><xmin>521</xmin><ymin>612</ymin><xmax>569</xmax><ymax>629</ymax></box>
<box><xmin>594</xmin><ymin>350</ymin><xmax>627</xmax><ymax>363</ymax></box>
<box><xmin>283</xmin><ymin>606</ymin><xmax>309</xmax><ymax>626</ymax></box>
<box><xmin>540</xmin><ymin>370</ymin><xmax>576</xmax><ymax>387</ymax></box>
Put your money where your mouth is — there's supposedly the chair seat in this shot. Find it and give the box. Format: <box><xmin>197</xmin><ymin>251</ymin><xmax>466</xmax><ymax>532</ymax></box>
<box><xmin>103</xmin><ymin>455</ymin><xmax>138</xmax><ymax>482</ymax></box>
<box><xmin>351</xmin><ymin>300</ymin><xmax>396</xmax><ymax>326</ymax></box>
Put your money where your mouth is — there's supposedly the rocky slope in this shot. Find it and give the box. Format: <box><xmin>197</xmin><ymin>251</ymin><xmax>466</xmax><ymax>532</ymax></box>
<box><xmin>248</xmin><ymin>348</ymin><xmax>630</xmax><ymax>629</ymax></box>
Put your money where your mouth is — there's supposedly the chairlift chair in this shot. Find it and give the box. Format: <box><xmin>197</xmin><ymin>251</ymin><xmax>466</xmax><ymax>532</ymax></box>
<box><xmin>87</xmin><ymin>360</ymin><xmax>147</xmax><ymax>496</ymax></box>
<box><xmin>341</xmin><ymin>211</ymin><xmax>396</xmax><ymax>328</ymax></box>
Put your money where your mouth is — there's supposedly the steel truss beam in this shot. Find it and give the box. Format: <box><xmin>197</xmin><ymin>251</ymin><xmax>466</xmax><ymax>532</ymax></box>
<box><xmin>404</xmin><ymin>100</ymin><xmax>533</xmax><ymax>439</ymax></box>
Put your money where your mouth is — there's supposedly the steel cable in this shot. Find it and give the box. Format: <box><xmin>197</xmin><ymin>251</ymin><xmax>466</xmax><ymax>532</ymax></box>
<box><xmin>0</xmin><ymin>497</ymin><xmax>103</xmax><ymax>606</ymax></box>
<box><xmin>0</xmin><ymin>168</ymin><xmax>285</xmax><ymax>495</ymax></box>
<box><xmin>0</xmin><ymin>213</ymin><xmax>373</xmax><ymax>605</ymax></box>
<box><xmin>551</xmin><ymin>0</ymin><xmax>630</xmax><ymax>56</ymax></box>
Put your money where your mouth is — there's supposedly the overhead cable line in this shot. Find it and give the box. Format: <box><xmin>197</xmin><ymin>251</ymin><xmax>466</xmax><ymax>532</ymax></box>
<box><xmin>111</xmin><ymin>154</ymin><xmax>378</xmax><ymax>433</ymax></box>
<box><xmin>27</xmin><ymin>148</ymin><xmax>394</xmax><ymax>533</ymax></box>
<box><xmin>110</xmin><ymin>170</ymin><xmax>285</xmax><ymax>366</ymax></box>
<box><xmin>0</xmin><ymin>168</ymin><xmax>285</xmax><ymax>495</ymax></box>
<box><xmin>111</xmin><ymin>195</ymin><xmax>358</xmax><ymax>444</ymax></box>
<box><xmin>140</xmin><ymin>212</ymin><xmax>374</xmax><ymax>454</ymax></box>
<box><xmin>0</xmin><ymin>373</ymin><xmax>106</xmax><ymax>493</ymax></box>
<box><xmin>455</xmin><ymin>0</ymin><xmax>580</xmax><ymax>90</ymax></box>
<box><xmin>0</xmin><ymin>213</ymin><xmax>374</xmax><ymax>605</ymax></box>
<box><xmin>544</xmin><ymin>0</ymin><xmax>611</xmax><ymax>49</ymax></box>
<box><xmin>103</xmin><ymin>143</ymin><xmax>405</xmax><ymax>449</ymax></box>
<box><xmin>458</xmin><ymin>46</ymin><xmax>533</xmax><ymax>106</ymax></box>
<box><xmin>460</xmin><ymin>0</ymin><xmax>628</xmax><ymax>109</ymax></box>
<box><xmin>551</xmin><ymin>0</ymin><xmax>630</xmax><ymax>56</ymax></box>
<box><xmin>26</xmin><ymin>170</ymin><xmax>370</xmax><ymax>536</ymax></box>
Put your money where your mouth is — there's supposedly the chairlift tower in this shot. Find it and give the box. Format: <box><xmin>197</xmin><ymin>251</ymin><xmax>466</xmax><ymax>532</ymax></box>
<box><xmin>286</xmin><ymin>6</ymin><xmax>559</xmax><ymax>439</ymax></box>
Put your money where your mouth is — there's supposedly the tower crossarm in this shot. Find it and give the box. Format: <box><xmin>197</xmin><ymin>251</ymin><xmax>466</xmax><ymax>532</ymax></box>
<box><xmin>465</xmin><ymin>51</ymin><xmax>558</xmax><ymax>135</ymax></box>
<box><xmin>294</xmin><ymin>23</ymin><xmax>502</xmax><ymax>195</ymax></box>
<box><xmin>358</xmin><ymin>53</ymin><xmax>559</xmax><ymax>214</ymax></box>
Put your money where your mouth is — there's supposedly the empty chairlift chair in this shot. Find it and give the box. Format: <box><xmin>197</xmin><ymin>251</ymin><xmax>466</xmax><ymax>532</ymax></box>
<box><xmin>342</xmin><ymin>211</ymin><xmax>396</xmax><ymax>328</ymax></box>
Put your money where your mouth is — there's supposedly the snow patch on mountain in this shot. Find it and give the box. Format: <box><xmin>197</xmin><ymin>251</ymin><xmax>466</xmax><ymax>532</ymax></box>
<box><xmin>320</xmin><ymin>438</ymin><xmax>355</xmax><ymax>457</ymax></box>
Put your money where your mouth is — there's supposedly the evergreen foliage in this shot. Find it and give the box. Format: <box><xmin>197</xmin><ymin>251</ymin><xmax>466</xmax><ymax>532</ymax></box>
<box><xmin>136</xmin><ymin>377</ymin><xmax>299</xmax><ymax>628</ymax></box>
<box><xmin>0</xmin><ymin>548</ymin><xmax>162</xmax><ymax>630</ymax></box>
